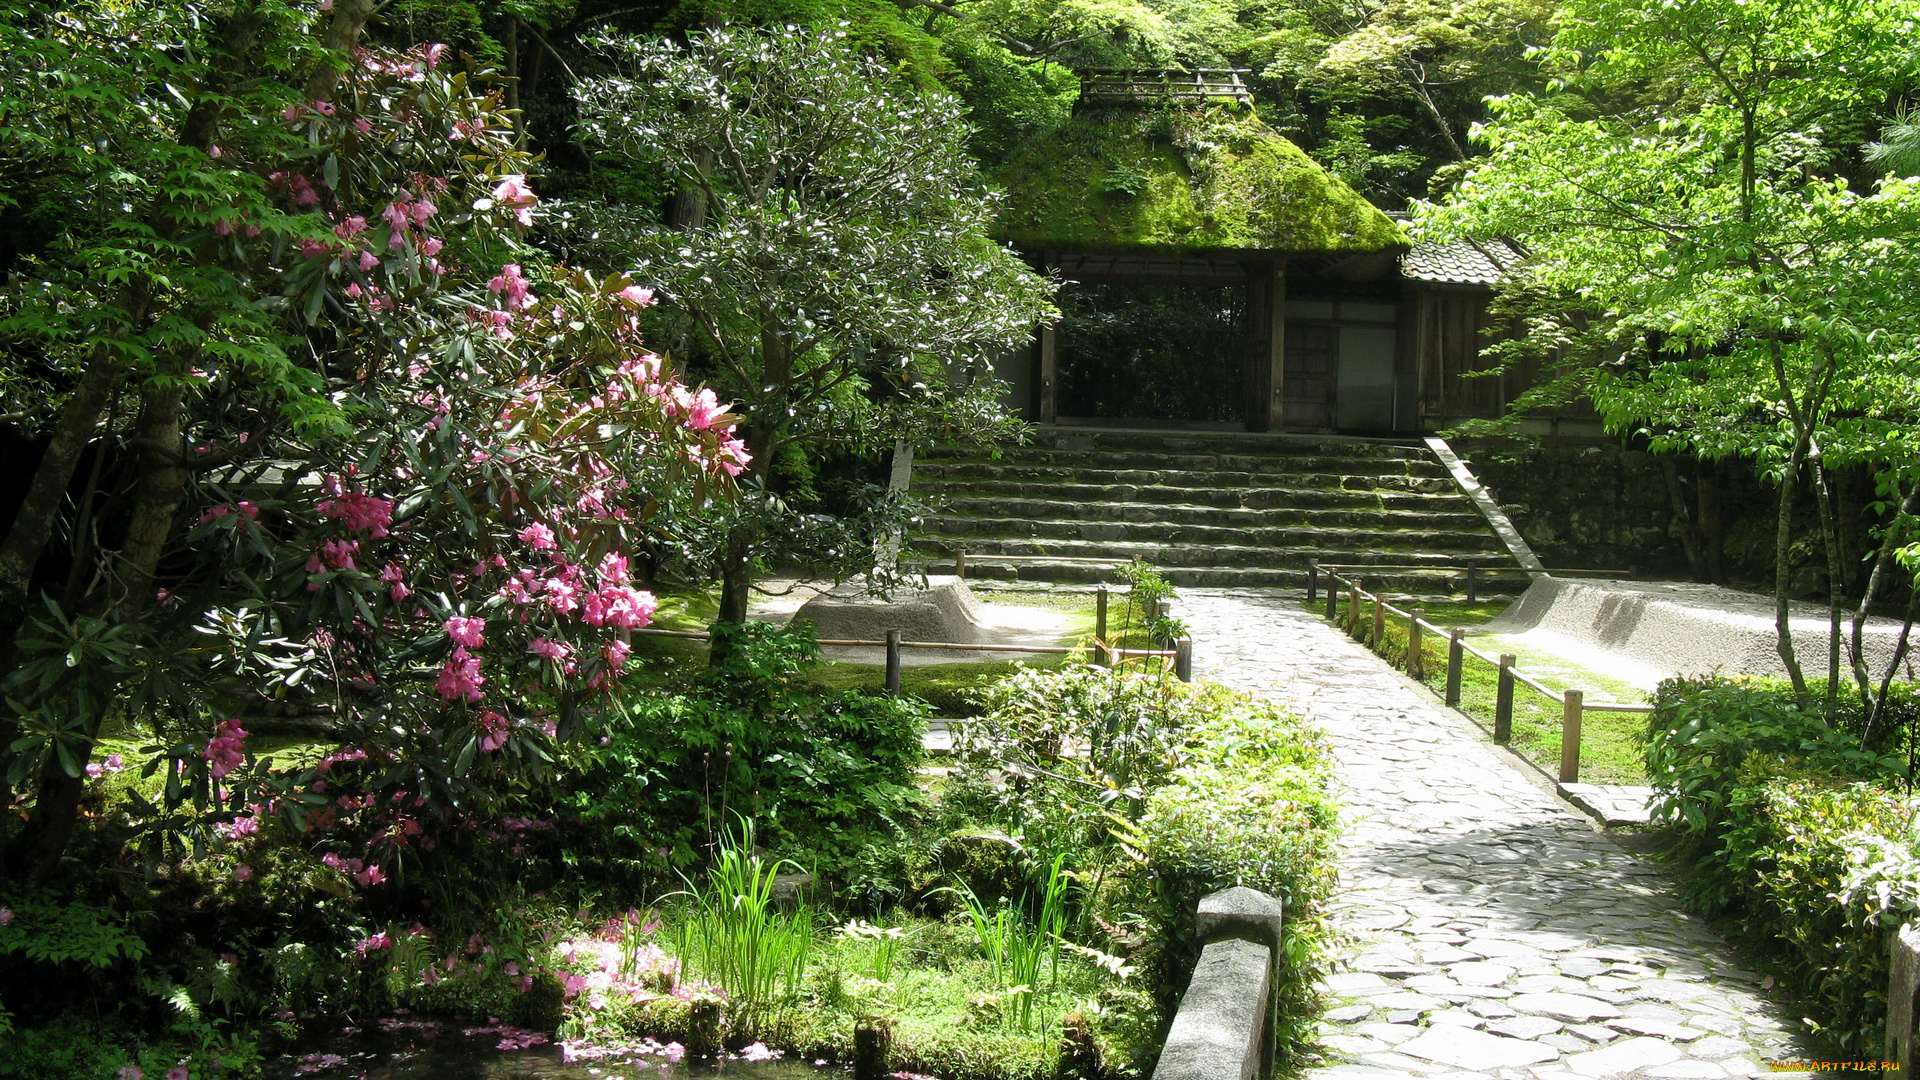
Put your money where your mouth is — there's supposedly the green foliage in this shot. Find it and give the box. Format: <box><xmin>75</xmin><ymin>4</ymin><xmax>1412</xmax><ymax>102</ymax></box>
<box><xmin>1640</xmin><ymin>675</ymin><xmax>1920</xmax><ymax>1054</ymax></box>
<box><xmin>938</xmin><ymin>35</ymin><xmax>1080</xmax><ymax>166</ymax></box>
<box><xmin>565</xmin><ymin>622</ymin><xmax>930</xmax><ymax>880</ymax></box>
<box><xmin>1129</xmin><ymin>694</ymin><xmax>1337</xmax><ymax>1069</ymax></box>
<box><xmin>951</xmin><ymin>662</ymin><xmax>1337</xmax><ymax>1069</ymax></box>
<box><xmin>944</xmin><ymin>853</ymin><xmax>1071</xmax><ymax>1029</ymax></box>
<box><xmin>0</xmin><ymin>892</ymin><xmax>149</xmax><ymax>968</ymax></box>
<box><xmin>995</xmin><ymin>103</ymin><xmax>1405</xmax><ymax>250</ymax></box>
<box><xmin>1644</xmin><ymin>676</ymin><xmax>1907</xmax><ymax>874</ymax></box>
<box><xmin>671</xmin><ymin>823</ymin><xmax>815</xmax><ymax>1020</ymax></box>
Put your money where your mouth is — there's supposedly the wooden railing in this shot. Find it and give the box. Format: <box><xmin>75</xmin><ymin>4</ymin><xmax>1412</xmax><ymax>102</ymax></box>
<box><xmin>632</xmin><ymin>624</ymin><xmax>1193</xmax><ymax>690</ymax></box>
<box><xmin>1310</xmin><ymin>565</ymin><xmax>1652</xmax><ymax>784</ymax></box>
<box><xmin>1079</xmin><ymin>68</ymin><xmax>1254</xmax><ymax>106</ymax></box>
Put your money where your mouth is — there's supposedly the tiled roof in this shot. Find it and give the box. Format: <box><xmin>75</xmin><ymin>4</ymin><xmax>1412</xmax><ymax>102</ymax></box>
<box><xmin>1402</xmin><ymin>237</ymin><xmax>1520</xmax><ymax>284</ymax></box>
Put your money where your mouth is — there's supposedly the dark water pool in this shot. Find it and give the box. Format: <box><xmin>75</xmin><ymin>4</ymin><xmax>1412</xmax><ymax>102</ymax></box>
<box><xmin>272</xmin><ymin>1017</ymin><xmax>844</xmax><ymax>1080</ymax></box>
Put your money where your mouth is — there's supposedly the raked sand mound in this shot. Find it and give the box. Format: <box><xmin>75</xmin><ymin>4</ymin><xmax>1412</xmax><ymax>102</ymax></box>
<box><xmin>1483</xmin><ymin>576</ymin><xmax>1919</xmax><ymax>686</ymax></box>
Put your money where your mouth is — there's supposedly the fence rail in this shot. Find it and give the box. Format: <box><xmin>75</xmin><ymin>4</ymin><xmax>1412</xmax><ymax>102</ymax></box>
<box><xmin>1079</xmin><ymin>68</ymin><xmax>1254</xmax><ymax>106</ymax></box>
<box><xmin>632</xmin><ymin>618</ymin><xmax>1194</xmax><ymax>692</ymax></box>
<box><xmin>1311</xmin><ymin>564</ymin><xmax>1653</xmax><ymax>784</ymax></box>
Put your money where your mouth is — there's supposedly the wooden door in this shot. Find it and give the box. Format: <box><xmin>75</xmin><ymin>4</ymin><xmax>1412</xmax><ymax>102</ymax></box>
<box><xmin>1284</xmin><ymin>322</ymin><xmax>1335</xmax><ymax>429</ymax></box>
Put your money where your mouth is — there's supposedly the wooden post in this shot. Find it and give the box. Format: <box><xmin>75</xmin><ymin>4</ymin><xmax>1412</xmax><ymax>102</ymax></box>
<box><xmin>885</xmin><ymin>629</ymin><xmax>902</xmax><ymax>697</ymax></box>
<box><xmin>954</xmin><ymin>550</ymin><xmax>967</xmax><ymax>580</ymax></box>
<box><xmin>1325</xmin><ymin>574</ymin><xmax>1339</xmax><ymax>621</ymax></box>
<box><xmin>1445</xmin><ymin>628</ymin><xmax>1464</xmax><ymax>707</ymax></box>
<box><xmin>854</xmin><ymin>1016</ymin><xmax>893</xmax><ymax>1080</ymax></box>
<box><xmin>1560</xmin><ymin>690</ymin><xmax>1583</xmax><ymax>784</ymax></box>
<box><xmin>1408</xmin><ymin>608</ymin><xmax>1424</xmax><ymax>681</ymax></box>
<box><xmin>1347</xmin><ymin>579</ymin><xmax>1362</xmax><ymax>636</ymax></box>
<box><xmin>1370</xmin><ymin>591</ymin><xmax>1386</xmax><ymax>647</ymax></box>
<box><xmin>1306</xmin><ymin>560</ymin><xmax>1318</xmax><ymax>603</ymax></box>
<box><xmin>1037</xmin><ymin>321</ymin><xmax>1058</xmax><ymax>424</ymax></box>
<box><xmin>1095</xmin><ymin>585</ymin><xmax>1109</xmax><ymax>645</ymax></box>
<box><xmin>1494</xmin><ymin>654</ymin><xmax>1516</xmax><ymax>743</ymax></box>
<box><xmin>1466</xmin><ymin>565</ymin><xmax>1479</xmax><ymax>603</ymax></box>
<box><xmin>1174</xmin><ymin>637</ymin><xmax>1193</xmax><ymax>682</ymax></box>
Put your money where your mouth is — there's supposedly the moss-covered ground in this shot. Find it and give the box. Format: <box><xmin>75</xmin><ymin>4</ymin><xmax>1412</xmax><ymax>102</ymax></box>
<box><xmin>1308</xmin><ymin>596</ymin><xmax>1652</xmax><ymax>785</ymax></box>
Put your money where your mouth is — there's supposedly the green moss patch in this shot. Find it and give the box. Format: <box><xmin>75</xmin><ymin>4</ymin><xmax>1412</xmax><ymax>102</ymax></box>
<box><xmin>994</xmin><ymin>105</ymin><xmax>1405</xmax><ymax>252</ymax></box>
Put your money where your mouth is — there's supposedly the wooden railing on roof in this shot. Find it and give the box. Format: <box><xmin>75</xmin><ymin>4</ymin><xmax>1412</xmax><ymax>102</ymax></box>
<box><xmin>1079</xmin><ymin>68</ymin><xmax>1254</xmax><ymax>107</ymax></box>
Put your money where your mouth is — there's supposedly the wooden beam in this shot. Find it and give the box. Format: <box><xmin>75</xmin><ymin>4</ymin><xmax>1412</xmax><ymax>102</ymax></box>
<box><xmin>1267</xmin><ymin>260</ymin><xmax>1287</xmax><ymax>431</ymax></box>
<box><xmin>1037</xmin><ymin>321</ymin><xmax>1058</xmax><ymax>423</ymax></box>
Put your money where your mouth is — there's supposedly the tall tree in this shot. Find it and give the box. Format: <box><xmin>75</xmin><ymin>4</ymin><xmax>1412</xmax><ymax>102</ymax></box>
<box><xmin>575</xmin><ymin>27</ymin><xmax>1055</xmax><ymax>626</ymax></box>
<box><xmin>1419</xmin><ymin>0</ymin><xmax>1920</xmax><ymax>717</ymax></box>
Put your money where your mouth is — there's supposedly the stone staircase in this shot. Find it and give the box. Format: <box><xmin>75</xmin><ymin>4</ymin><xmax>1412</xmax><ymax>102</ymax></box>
<box><xmin>907</xmin><ymin>428</ymin><xmax>1524</xmax><ymax>594</ymax></box>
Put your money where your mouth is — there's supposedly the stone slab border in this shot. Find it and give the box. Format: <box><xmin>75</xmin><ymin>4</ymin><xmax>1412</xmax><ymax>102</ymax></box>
<box><xmin>1887</xmin><ymin>923</ymin><xmax>1920</xmax><ymax>1069</ymax></box>
<box><xmin>1425</xmin><ymin>435</ymin><xmax>1546</xmax><ymax>573</ymax></box>
<box><xmin>1152</xmin><ymin>886</ymin><xmax>1284</xmax><ymax>1080</ymax></box>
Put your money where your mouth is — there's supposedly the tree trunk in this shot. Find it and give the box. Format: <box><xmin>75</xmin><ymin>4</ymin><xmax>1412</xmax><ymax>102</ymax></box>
<box><xmin>0</xmin><ymin>341</ymin><xmax>131</xmax><ymax>650</ymax></box>
<box><xmin>1855</xmin><ymin>483</ymin><xmax>1918</xmax><ymax>752</ymax></box>
<box><xmin>1696</xmin><ymin>457</ymin><xmax>1727</xmax><ymax>583</ymax></box>
<box><xmin>1773</xmin><ymin>431</ymin><xmax>1813</xmax><ymax>708</ymax></box>
<box><xmin>111</xmin><ymin>377</ymin><xmax>190</xmax><ymax>620</ymax></box>
<box><xmin>1660</xmin><ymin>452</ymin><xmax>1706</xmax><ymax>580</ymax></box>
<box><xmin>712</xmin><ymin>421</ymin><xmax>781</xmax><ymax>638</ymax></box>
<box><xmin>1809</xmin><ymin>449</ymin><xmax>1844</xmax><ymax>717</ymax></box>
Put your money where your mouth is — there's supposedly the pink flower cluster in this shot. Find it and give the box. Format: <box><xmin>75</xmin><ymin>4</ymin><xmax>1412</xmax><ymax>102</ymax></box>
<box><xmin>197</xmin><ymin>501</ymin><xmax>260</xmax><ymax>530</ymax></box>
<box><xmin>85</xmin><ymin>752</ymin><xmax>125</xmax><ymax>779</ymax></box>
<box><xmin>202</xmin><ymin>720</ymin><xmax>248</xmax><ymax>779</ymax></box>
<box><xmin>317</xmin><ymin>490</ymin><xmax>394</xmax><ymax>537</ymax></box>
<box><xmin>476</xmin><ymin>709</ymin><xmax>510</xmax><ymax>752</ymax></box>
<box><xmin>493</xmin><ymin>175</ymin><xmax>538</xmax><ymax>227</ymax></box>
<box><xmin>322</xmin><ymin>852</ymin><xmax>387</xmax><ymax>887</ymax></box>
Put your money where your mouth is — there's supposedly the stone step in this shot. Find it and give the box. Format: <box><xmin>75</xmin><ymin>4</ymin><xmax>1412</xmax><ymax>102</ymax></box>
<box><xmin>1007</xmin><ymin>429</ymin><xmax>1427</xmax><ymax>457</ymax></box>
<box><xmin>908</xmin><ymin>559</ymin><xmax>1526</xmax><ymax>593</ymax></box>
<box><xmin>914</xmin><ymin>462</ymin><xmax>1457</xmax><ymax>492</ymax></box>
<box><xmin>921</xmin><ymin>483</ymin><xmax>1479</xmax><ymax>514</ymax></box>
<box><xmin>920</xmin><ymin>448</ymin><xmax>1450</xmax><ymax>477</ymax></box>
<box><xmin>920</xmin><ymin>514</ymin><xmax>1505</xmax><ymax>552</ymax></box>
<box><xmin>926</xmin><ymin>496</ymin><xmax>1484</xmax><ymax>531</ymax></box>
<box><xmin>906</xmin><ymin>536</ymin><xmax>1510</xmax><ymax>571</ymax></box>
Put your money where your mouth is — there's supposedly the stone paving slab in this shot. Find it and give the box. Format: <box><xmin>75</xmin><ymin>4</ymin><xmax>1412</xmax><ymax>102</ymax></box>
<box><xmin>1173</xmin><ymin>590</ymin><xmax>1821</xmax><ymax>1080</ymax></box>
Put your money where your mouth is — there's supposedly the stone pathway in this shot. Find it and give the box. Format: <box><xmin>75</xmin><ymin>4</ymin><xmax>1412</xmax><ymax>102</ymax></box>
<box><xmin>1173</xmin><ymin>589</ymin><xmax>1821</xmax><ymax>1080</ymax></box>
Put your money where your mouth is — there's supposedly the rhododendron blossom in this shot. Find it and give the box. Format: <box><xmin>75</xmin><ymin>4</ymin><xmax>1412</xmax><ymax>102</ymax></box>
<box><xmin>517</xmin><ymin>522</ymin><xmax>556</xmax><ymax>550</ymax></box>
<box><xmin>491</xmin><ymin>175</ymin><xmax>538</xmax><ymax>226</ymax></box>
<box><xmin>444</xmin><ymin>616</ymin><xmax>486</xmax><ymax>648</ymax></box>
<box><xmin>202</xmin><ymin>720</ymin><xmax>248</xmax><ymax>779</ymax></box>
<box><xmin>435</xmin><ymin>650</ymin><xmax>484</xmax><ymax>703</ymax></box>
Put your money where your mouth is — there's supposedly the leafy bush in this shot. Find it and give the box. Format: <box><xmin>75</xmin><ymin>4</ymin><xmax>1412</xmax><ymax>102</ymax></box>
<box><xmin>948</xmin><ymin>662</ymin><xmax>1338</xmax><ymax>1071</ymax></box>
<box><xmin>1642</xmin><ymin>676</ymin><xmax>1915</xmax><ymax>1054</ymax></box>
<box><xmin>1131</xmin><ymin>702</ymin><xmax>1338</xmax><ymax>1070</ymax></box>
<box><xmin>1645</xmin><ymin>676</ymin><xmax>1904</xmax><ymax>879</ymax></box>
<box><xmin>562</xmin><ymin>623</ymin><xmax>929</xmax><ymax>882</ymax></box>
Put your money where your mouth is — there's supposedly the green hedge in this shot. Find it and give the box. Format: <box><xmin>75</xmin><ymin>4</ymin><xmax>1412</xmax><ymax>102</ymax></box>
<box><xmin>1644</xmin><ymin>676</ymin><xmax>1913</xmax><ymax>1054</ymax></box>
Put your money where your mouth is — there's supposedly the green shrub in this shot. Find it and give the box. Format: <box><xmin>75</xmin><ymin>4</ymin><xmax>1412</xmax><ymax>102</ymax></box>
<box><xmin>1642</xmin><ymin>676</ymin><xmax>1916</xmax><ymax>1055</ymax></box>
<box><xmin>1133</xmin><ymin>704</ymin><xmax>1338</xmax><ymax>1070</ymax></box>
<box><xmin>1644</xmin><ymin>676</ymin><xmax>1904</xmax><ymax>889</ymax></box>
<box><xmin>562</xmin><ymin>622</ymin><xmax>929</xmax><ymax>884</ymax></box>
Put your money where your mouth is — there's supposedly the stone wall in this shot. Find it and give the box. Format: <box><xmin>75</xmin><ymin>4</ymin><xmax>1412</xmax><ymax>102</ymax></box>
<box><xmin>1451</xmin><ymin>438</ymin><xmax>1685</xmax><ymax>574</ymax></box>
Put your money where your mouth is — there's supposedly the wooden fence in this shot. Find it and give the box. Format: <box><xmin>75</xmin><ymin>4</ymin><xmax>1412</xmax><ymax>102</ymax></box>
<box><xmin>1079</xmin><ymin>68</ymin><xmax>1254</xmax><ymax>106</ymax></box>
<box><xmin>633</xmin><ymin>612</ymin><xmax>1194</xmax><ymax>692</ymax></box>
<box><xmin>1308</xmin><ymin>564</ymin><xmax>1652</xmax><ymax>784</ymax></box>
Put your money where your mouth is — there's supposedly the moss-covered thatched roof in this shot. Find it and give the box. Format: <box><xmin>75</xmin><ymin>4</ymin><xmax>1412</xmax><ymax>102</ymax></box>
<box><xmin>993</xmin><ymin>105</ymin><xmax>1405</xmax><ymax>254</ymax></box>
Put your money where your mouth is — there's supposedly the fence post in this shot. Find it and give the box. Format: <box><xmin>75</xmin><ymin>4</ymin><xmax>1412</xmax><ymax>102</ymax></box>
<box><xmin>1370</xmin><ymin>590</ymin><xmax>1386</xmax><ymax>647</ymax></box>
<box><xmin>1174</xmin><ymin>637</ymin><xmax>1193</xmax><ymax>682</ymax></box>
<box><xmin>1466</xmin><ymin>565</ymin><xmax>1480</xmax><ymax>603</ymax></box>
<box><xmin>1306</xmin><ymin>560</ymin><xmax>1318</xmax><ymax>603</ymax></box>
<box><xmin>1560</xmin><ymin>690</ymin><xmax>1583</xmax><ymax>784</ymax></box>
<box><xmin>1408</xmin><ymin>608</ymin><xmax>1424</xmax><ymax>681</ymax></box>
<box><xmin>954</xmin><ymin>550</ymin><xmax>967</xmax><ymax>580</ymax></box>
<box><xmin>1495</xmin><ymin>654</ymin><xmax>1516</xmax><ymax>744</ymax></box>
<box><xmin>885</xmin><ymin>629</ymin><xmax>902</xmax><ymax>697</ymax></box>
<box><xmin>1445</xmin><ymin>628</ymin><xmax>1464</xmax><ymax>707</ymax></box>
<box><xmin>1325</xmin><ymin>573</ymin><xmax>1339</xmax><ymax>621</ymax></box>
<box><xmin>1347</xmin><ymin>579</ymin><xmax>1362</xmax><ymax>636</ymax></box>
<box><xmin>1096</xmin><ymin>586</ymin><xmax>1109</xmax><ymax>648</ymax></box>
